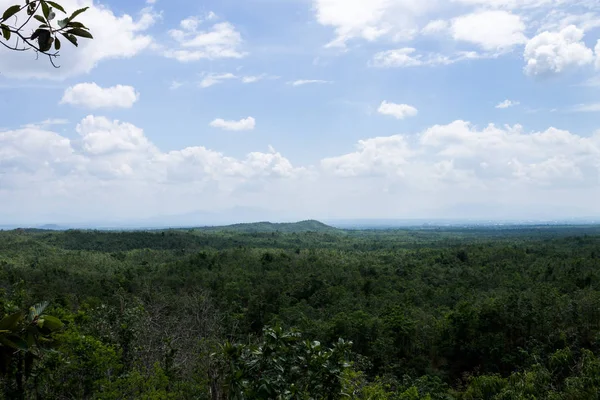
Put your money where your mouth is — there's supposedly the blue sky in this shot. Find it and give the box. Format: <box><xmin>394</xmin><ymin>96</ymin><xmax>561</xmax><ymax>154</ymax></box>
<box><xmin>1</xmin><ymin>0</ymin><xmax>600</xmax><ymax>225</ymax></box>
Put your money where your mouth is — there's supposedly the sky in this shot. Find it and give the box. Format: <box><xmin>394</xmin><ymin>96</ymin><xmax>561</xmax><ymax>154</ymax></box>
<box><xmin>1</xmin><ymin>0</ymin><xmax>600</xmax><ymax>225</ymax></box>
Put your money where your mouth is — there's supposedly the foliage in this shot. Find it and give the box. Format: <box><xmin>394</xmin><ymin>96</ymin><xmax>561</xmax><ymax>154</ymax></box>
<box><xmin>0</xmin><ymin>301</ymin><xmax>63</xmax><ymax>399</ymax></box>
<box><xmin>2</xmin><ymin>226</ymin><xmax>600</xmax><ymax>397</ymax></box>
<box><xmin>220</xmin><ymin>326</ymin><xmax>352</xmax><ymax>399</ymax></box>
<box><xmin>0</xmin><ymin>0</ymin><xmax>92</xmax><ymax>67</ymax></box>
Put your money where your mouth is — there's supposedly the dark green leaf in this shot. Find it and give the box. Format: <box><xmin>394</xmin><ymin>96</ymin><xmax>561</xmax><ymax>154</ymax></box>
<box><xmin>40</xmin><ymin>316</ymin><xmax>63</xmax><ymax>331</ymax></box>
<box><xmin>26</xmin><ymin>332</ymin><xmax>35</xmax><ymax>348</ymax></box>
<box><xmin>43</xmin><ymin>36</ymin><xmax>53</xmax><ymax>52</ymax></box>
<box><xmin>66</xmin><ymin>27</ymin><xmax>92</xmax><ymax>39</ymax></box>
<box><xmin>46</xmin><ymin>1</ymin><xmax>65</xmax><ymax>13</ymax></box>
<box><xmin>41</xmin><ymin>1</ymin><xmax>50</xmax><ymax>19</ymax></box>
<box><xmin>0</xmin><ymin>313</ymin><xmax>22</xmax><ymax>331</ymax></box>
<box><xmin>67</xmin><ymin>21</ymin><xmax>87</xmax><ymax>29</ymax></box>
<box><xmin>34</xmin><ymin>14</ymin><xmax>45</xmax><ymax>23</ymax></box>
<box><xmin>0</xmin><ymin>24</ymin><xmax>10</xmax><ymax>40</ymax></box>
<box><xmin>54</xmin><ymin>36</ymin><xmax>60</xmax><ymax>50</ymax></box>
<box><xmin>2</xmin><ymin>5</ymin><xmax>21</xmax><ymax>21</ymax></box>
<box><xmin>68</xmin><ymin>6</ymin><xmax>88</xmax><ymax>21</ymax></box>
<box><xmin>0</xmin><ymin>335</ymin><xmax>28</xmax><ymax>351</ymax></box>
<box><xmin>61</xmin><ymin>32</ymin><xmax>77</xmax><ymax>46</ymax></box>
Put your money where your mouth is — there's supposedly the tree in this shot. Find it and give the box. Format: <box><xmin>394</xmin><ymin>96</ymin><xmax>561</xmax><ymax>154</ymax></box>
<box><xmin>0</xmin><ymin>301</ymin><xmax>64</xmax><ymax>399</ymax></box>
<box><xmin>220</xmin><ymin>326</ymin><xmax>353</xmax><ymax>399</ymax></box>
<box><xmin>0</xmin><ymin>0</ymin><xmax>93</xmax><ymax>67</ymax></box>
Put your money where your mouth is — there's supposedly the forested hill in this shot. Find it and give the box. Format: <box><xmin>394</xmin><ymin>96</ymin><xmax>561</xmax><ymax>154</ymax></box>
<box><xmin>196</xmin><ymin>219</ymin><xmax>339</xmax><ymax>233</ymax></box>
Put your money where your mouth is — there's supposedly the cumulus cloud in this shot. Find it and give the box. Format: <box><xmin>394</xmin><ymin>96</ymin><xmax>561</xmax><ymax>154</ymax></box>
<box><xmin>451</xmin><ymin>10</ymin><xmax>527</xmax><ymax>51</ymax></box>
<box><xmin>0</xmin><ymin>116</ymin><xmax>298</xmax><ymax>186</ymax></box>
<box><xmin>61</xmin><ymin>83</ymin><xmax>140</xmax><ymax>109</ymax></box>
<box><xmin>524</xmin><ymin>25</ymin><xmax>595</xmax><ymax>76</ymax></box>
<box><xmin>210</xmin><ymin>117</ymin><xmax>256</xmax><ymax>131</ymax></box>
<box><xmin>0</xmin><ymin>0</ymin><xmax>156</xmax><ymax>79</ymax></box>
<box><xmin>164</xmin><ymin>15</ymin><xmax>246</xmax><ymax>62</ymax></box>
<box><xmin>321</xmin><ymin>135</ymin><xmax>413</xmax><ymax>177</ymax></box>
<box><xmin>320</xmin><ymin>120</ymin><xmax>600</xmax><ymax>190</ymax></box>
<box><xmin>496</xmin><ymin>99</ymin><xmax>520</xmax><ymax>109</ymax></box>
<box><xmin>312</xmin><ymin>0</ymin><xmax>435</xmax><ymax>47</ymax></box>
<box><xmin>3</xmin><ymin>117</ymin><xmax>600</xmax><ymax>222</ymax></box>
<box><xmin>378</xmin><ymin>101</ymin><xmax>418</xmax><ymax>119</ymax></box>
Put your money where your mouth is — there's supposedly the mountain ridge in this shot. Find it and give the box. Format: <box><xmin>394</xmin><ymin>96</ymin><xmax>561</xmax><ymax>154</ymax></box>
<box><xmin>195</xmin><ymin>219</ymin><xmax>339</xmax><ymax>233</ymax></box>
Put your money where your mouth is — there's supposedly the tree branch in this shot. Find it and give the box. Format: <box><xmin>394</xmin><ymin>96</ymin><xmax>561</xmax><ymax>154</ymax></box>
<box><xmin>0</xmin><ymin>37</ymin><xmax>27</xmax><ymax>51</ymax></box>
<box><xmin>17</xmin><ymin>3</ymin><xmax>40</xmax><ymax>31</ymax></box>
<box><xmin>0</xmin><ymin>4</ymin><xmax>27</xmax><ymax>25</ymax></box>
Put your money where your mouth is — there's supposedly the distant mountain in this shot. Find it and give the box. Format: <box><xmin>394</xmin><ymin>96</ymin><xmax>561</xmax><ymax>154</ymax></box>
<box><xmin>197</xmin><ymin>220</ymin><xmax>340</xmax><ymax>233</ymax></box>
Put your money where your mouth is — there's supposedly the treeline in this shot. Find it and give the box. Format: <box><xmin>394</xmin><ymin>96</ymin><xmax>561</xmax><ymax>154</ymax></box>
<box><xmin>1</xmin><ymin>227</ymin><xmax>600</xmax><ymax>398</ymax></box>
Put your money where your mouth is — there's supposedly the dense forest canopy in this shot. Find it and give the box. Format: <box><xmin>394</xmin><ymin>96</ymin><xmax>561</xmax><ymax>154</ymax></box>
<box><xmin>2</xmin><ymin>224</ymin><xmax>600</xmax><ymax>398</ymax></box>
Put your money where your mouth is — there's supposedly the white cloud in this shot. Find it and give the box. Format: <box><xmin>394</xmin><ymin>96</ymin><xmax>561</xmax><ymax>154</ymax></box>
<box><xmin>313</xmin><ymin>0</ymin><xmax>436</xmax><ymax>47</ymax></box>
<box><xmin>581</xmin><ymin>76</ymin><xmax>600</xmax><ymax>87</ymax></box>
<box><xmin>371</xmin><ymin>48</ymin><xmax>424</xmax><ymax>67</ymax></box>
<box><xmin>537</xmin><ymin>11</ymin><xmax>600</xmax><ymax>33</ymax></box>
<box><xmin>209</xmin><ymin>117</ymin><xmax>256</xmax><ymax>131</ymax></box>
<box><xmin>61</xmin><ymin>83</ymin><xmax>139</xmax><ymax>109</ymax></box>
<box><xmin>524</xmin><ymin>25</ymin><xmax>595</xmax><ymax>76</ymax></box>
<box><xmin>170</xmin><ymin>81</ymin><xmax>184</xmax><ymax>90</ymax></box>
<box><xmin>242</xmin><ymin>75</ymin><xmax>271</xmax><ymax>83</ymax></box>
<box><xmin>0</xmin><ymin>116</ymin><xmax>310</xmax><ymax>222</ymax></box>
<box><xmin>199</xmin><ymin>73</ymin><xmax>238</xmax><ymax>88</ymax></box>
<box><xmin>3</xmin><ymin>117</ymin><xmax>600</xmax><ymax>222</ymax></box>
<box><xmin>322</xmin><ymin>135</ymin><xmax>412</xmax><ymax>177</ymax></box>
<box><xmin>378</xmin><ymin>101</ymin><xmax>418</xmax><ymax>119</ymax></box>
<box><xmin>371</xmin><ymin>48</ymin><xmax>491</xmax><ymax>68</ymax></box>
<box><xmin>571</xmin><ymin>103</ymin><xmax>600</xmax><ymax>112</ymax></box>
<box><xmin>288</xmin><ymin>80</ymin><xmax>333</xmax><ymax>86</ymax></box>
<box><xmin>422</xmin><ymin>20</ymin><xmax>449</xmax><ymax>35</ymax></box>
<box><xmin>451</xmin><ymin>10</ymin><xmax>527</xmax><ymax>50</ymax></box>
<box><xmin>22</xmin><ymin>119</ymin><xmax>70</xmax><ymax>129</ymax></box>
<box><xmin>452</xmin><ymin>0</ymin><xmax>556</xmax><ymax>8</ymax></box>
<box><xmin>496</xmin><ymin>99</ymin><xmax>520</xmax><ymax>109</ymax></box>
<box><xmin>596</xmin><ymin>40</ymin><xmax>600</xmax><ymax>69</ymax></box>
<box><xmin>165</xmin><ymin>17</ymin><xmax>246</xmax><ymax>62</ymax></box>
<box><xmin>0</xmin><ymin>0</ymin><xmax>156</xmax><ymax>79</ymax></box>
<box><xmin>320</xmin><ymin>120</ymin><xmax>600</xmax><ymax>195</ymax></box>
<box><xmin>198</xmin><ymin>73</ymin><xmax>274</xmax><ymax>88</ymax></box>
<box><xmin>0</xmin><ymin>126</ymin><xmax>78</xmax><ymax>186</ymax></box>
<box><xmin>242</xmin><ymin>76</ymin><xmax>262</xmax><ymax>83</ymax></box>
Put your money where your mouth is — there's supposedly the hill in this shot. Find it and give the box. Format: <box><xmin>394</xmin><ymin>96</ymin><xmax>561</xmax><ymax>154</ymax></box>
<box><xmin>197</xmin><ymin>219</ymin><xmax>340</xmax><ymax>233</ymax></box>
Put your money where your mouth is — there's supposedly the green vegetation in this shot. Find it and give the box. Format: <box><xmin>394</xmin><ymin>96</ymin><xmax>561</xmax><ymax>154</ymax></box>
<box><xmin>1</xmin><ymin>1</ymin><xmax>92</xmax><ymax>67</ymax></box>
<box><xmin>196</xmin><ymin>219</ymin><xmax>341</xmax><ymax>234</ymax></box>
<box><xmin>2</xmin><ymin>224</ymin><xmax>600</xmax><ymax>398</ymax></box>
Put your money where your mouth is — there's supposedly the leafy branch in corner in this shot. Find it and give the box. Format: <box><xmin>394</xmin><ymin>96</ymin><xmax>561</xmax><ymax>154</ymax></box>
<box><xmin>0</xmin><ymin>1</ymin><xmax>93</xmax><ymax>68</ymax></box>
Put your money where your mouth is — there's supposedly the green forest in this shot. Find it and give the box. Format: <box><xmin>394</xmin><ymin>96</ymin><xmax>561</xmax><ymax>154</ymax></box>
<box><xmin>2</xmin><ymin>221</ymin><xmax>600</xmax><ymax>399</ymax></box>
